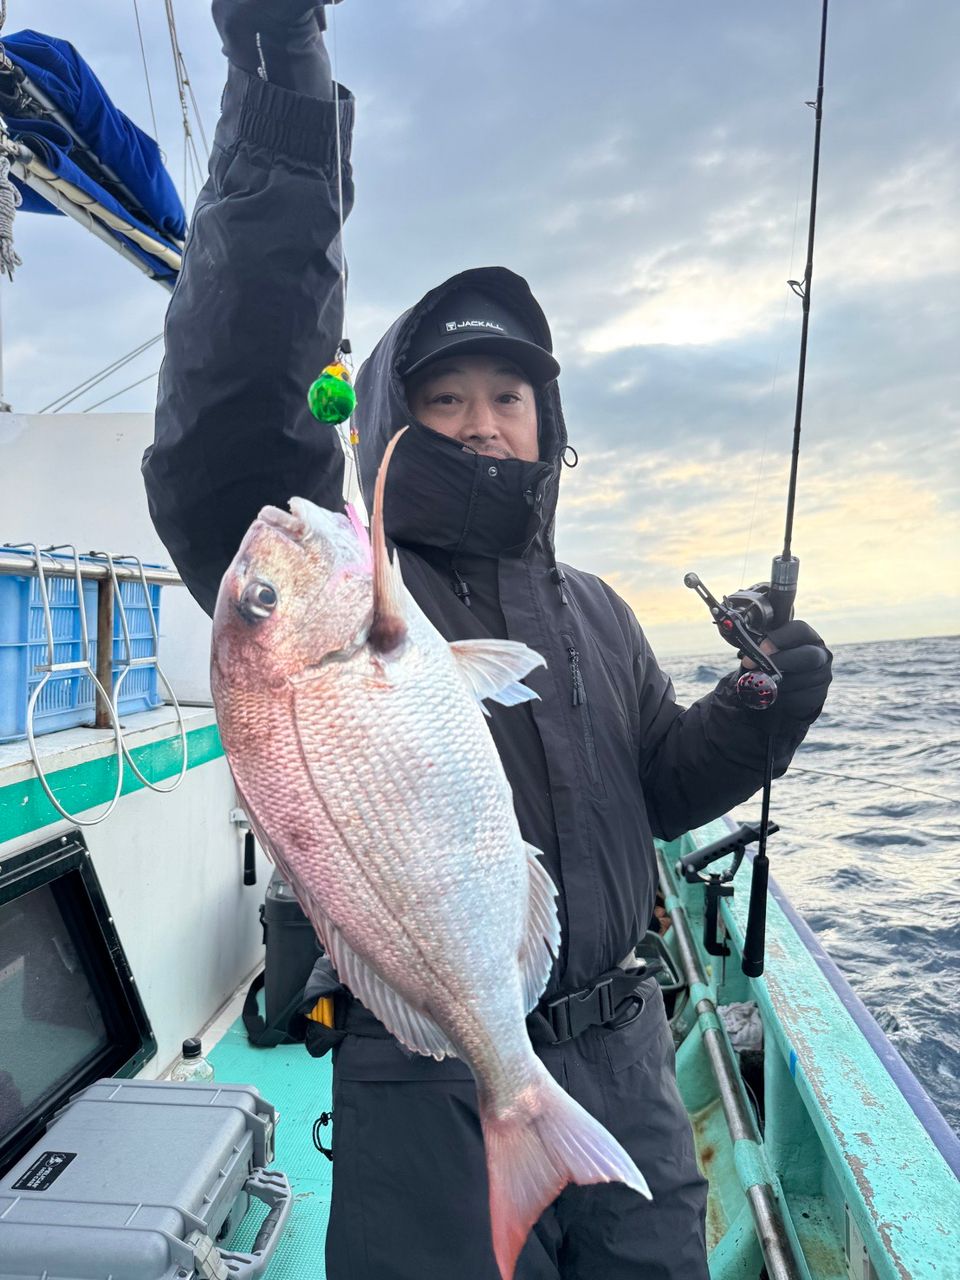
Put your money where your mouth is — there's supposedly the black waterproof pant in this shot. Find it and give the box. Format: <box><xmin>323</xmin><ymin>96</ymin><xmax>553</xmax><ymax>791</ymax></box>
<box><xmin>325</xmin><ymin>983</ymin><xmax>709</xmax><ymax>1279</ymax></box>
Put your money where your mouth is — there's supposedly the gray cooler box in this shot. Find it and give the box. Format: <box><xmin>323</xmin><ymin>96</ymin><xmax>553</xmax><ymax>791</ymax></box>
<box><xmin>0</xmin><ymin>1078</ymin><xmax>291</xmax><ymax>1280</ymax></box>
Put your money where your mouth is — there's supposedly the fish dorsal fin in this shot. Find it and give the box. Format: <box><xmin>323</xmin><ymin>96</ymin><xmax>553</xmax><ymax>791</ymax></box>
<box><xmin>311</xmin><ymin>906</ymin><xmax>457</xmax><ymax>1061</ymax></box>
<box><xmin>520</xmin><ymin>842</ymin><xmax>561</xmax><ymax>1011</ymax></box>
<box><xmin>449</xmin><ymin>638</ymin><xmax>545</xmax><ymax>712</ymax></box>
<box><xmin>369</xmin><ymin>427</ymin><xmax>409</xmax><ymax>654</ymax></box>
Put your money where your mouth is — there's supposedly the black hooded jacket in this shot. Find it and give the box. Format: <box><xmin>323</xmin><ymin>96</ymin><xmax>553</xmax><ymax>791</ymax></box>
<box><xmin>143</xmin><ymin>66</ymin><xmax>809</xmax><ymax>999</ymax></box>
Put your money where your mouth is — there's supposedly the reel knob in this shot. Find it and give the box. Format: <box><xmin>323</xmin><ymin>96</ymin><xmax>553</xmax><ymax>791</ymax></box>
<box><xmin>736</xmin><ymin>669</ymin><xmax>779</xmax><ymax>710</ymax></box>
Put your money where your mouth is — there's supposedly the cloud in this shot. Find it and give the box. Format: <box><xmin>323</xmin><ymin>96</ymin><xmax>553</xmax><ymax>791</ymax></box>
<box><xmin>578</xmin><ymin>142</ymin><xmax>959</xmax><ymax>356</ymax></box>
<box><xmin>3</xmin><ymin>0</ymin><xmax>957</xmax><ymax>652</ymax></box>
<box><xmin>555</xmin><ymin>436</ymin><xmax>960</xmax><ymax>647</ymax></box>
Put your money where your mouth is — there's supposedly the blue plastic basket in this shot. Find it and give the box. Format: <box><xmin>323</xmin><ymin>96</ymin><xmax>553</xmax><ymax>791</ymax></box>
<box><xmin>107</xmin><ymin>575</ymin><xmax>165</xmax><ymax>716</ymax></box>
<box><xmin>0</xmin><ymin>557</ymin><xmax>164</xmax><ymax>744</ymax></box>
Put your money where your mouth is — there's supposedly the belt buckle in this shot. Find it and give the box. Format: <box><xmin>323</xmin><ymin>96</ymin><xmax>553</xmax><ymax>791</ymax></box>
<box><xmin>592</xmin><ymin>975</ymin><xmax>615</xmax><ymax>1026</ymax></box>
<box><xmin>545</xmin><ymin>975</ymin><xmax>615</xmax><ymax>1043</ymax></box>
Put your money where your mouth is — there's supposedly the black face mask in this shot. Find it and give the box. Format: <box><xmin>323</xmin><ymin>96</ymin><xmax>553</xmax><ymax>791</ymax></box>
<box><xmin>381</xmin><ymin>423</ymin><xmax>557</xmax><ymax>560</ymax></box>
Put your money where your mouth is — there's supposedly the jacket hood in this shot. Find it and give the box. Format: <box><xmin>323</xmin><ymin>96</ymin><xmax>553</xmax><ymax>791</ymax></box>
<box><xmin>352</xmin><ymin>267</ymin><xmax>568</xmax><ymax>561</ymax></box>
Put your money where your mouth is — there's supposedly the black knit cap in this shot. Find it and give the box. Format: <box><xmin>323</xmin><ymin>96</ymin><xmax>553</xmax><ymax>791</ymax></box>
<box><xmin>400</xmin><ymin>287</ymin><xmax>561</xmax><ymax>387</ymax></box>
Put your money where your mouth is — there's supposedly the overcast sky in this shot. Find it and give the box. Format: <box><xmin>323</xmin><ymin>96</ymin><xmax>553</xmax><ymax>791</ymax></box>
<box><xmin>3</xmin><ymin>0</ymin><xmax>958</xmax><ymax>655</ymax></box>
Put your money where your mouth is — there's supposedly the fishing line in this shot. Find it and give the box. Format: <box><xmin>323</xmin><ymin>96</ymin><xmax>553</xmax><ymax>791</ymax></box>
<box><xmin>329</xmin><ymin>4</ymin><xmax>347</xmax><ymax>351</ymax></box>
<box><xmin>788</xmin><ymin>766</ymin><xmax>957</xmax><ymax>806</ymax></box>
<box><xmin>739</xmin><ymin>182</ymin><xmax>804</xmax><ymax>588</ymax></box>
<box><xmin>325</xmin><ymin>0</ymin><xmax>363</xmax><ymax>506</ymax></box>
<box><xmin>131</xmin><ymin>0</ymin><xmax>160</xmax><ymax>143</ymax></box>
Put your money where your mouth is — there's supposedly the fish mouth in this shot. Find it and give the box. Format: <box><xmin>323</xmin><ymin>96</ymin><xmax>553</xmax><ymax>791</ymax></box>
<box><xmin>258</xmin><ymin>504</ymin><xmax>309</xmax><ymax>543</ymax></box>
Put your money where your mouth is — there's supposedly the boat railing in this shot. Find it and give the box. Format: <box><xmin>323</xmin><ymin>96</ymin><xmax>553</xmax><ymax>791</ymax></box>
<box><xmin>657</xmin><ymin>841</ymin><xmax>812</xmax><ymax>1280</ymax></box>
<box><xmin>0</xmin><ymin>546</ymin><xmax>186</xmax><ymax>825</ymax></box>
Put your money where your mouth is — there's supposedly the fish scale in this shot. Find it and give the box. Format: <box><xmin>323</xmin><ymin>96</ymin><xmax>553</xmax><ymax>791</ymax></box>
<box><xmin>288</xmin><ymin>647</ymin><xmax>524</xmax><ymax>1061</ymax></box>
<box><xmin>210</xmin><ymin>438</ymin><xmax>651</xmax><ymax>1278</ymax></box>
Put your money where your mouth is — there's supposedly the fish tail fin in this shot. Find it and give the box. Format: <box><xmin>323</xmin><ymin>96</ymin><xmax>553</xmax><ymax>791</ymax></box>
<box><xmin>481</xmin><ymin>1067</ymin><xmax>651</xmax><ymax>1279</ymax></box>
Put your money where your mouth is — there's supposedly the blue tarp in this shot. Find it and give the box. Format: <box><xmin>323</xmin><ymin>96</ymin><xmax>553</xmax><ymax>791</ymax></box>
<box><xmin>0</xmin><ymin>29</ymin><xmax>185</xmax><ymax>281</ymax></box>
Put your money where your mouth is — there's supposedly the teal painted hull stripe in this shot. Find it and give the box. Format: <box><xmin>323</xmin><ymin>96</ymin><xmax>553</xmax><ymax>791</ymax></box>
<box><xmin>0</xmin><ymin>724</ymin><xmax>224</xmax><ymax>842</ymax></box>
<box><xmin>758</xmin><ymin>853</ymin><xmax>960</xmax><ymax>1178</ymax></box>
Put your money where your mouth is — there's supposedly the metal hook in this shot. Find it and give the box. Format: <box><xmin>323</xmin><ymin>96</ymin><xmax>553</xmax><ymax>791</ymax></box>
<box><xmin>88</xmin><ymin>550</ymin><xmax>188</xmax><ymax>794</ymax></box>
<box><xmin>4</xmin><ymin>542</ymin><xmax>124</xmax><ymax>827</ymax></box>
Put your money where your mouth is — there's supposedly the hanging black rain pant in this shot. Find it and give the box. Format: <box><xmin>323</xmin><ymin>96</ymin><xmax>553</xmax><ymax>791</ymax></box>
<box><xmin>324</xmin><ymin>983</ymin><xmax>709</xmax><ymax>1279</ymax></box>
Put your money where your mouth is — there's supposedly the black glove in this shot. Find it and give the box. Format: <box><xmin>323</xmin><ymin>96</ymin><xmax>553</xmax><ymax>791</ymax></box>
<box><xmin>749</xmin><ymin>619</ymin><xmax>832</xmax><ymax>724</ymax></box>
<box><xmin>212</xmin><ymin>0</ymin><xmax>337</xmax><ymax>98</ymax></box>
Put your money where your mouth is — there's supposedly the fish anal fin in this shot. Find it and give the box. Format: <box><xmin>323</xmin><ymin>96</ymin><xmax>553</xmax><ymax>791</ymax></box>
<box><xmin>311</xmin><ymin>908</ymin><xmax>457</xmax><ymax>1061</ymax></box>
<box><xmin>520</xmin><ymin>842</ymin><xmax>561</xmax><ymax>1012</ymax></box>
<box><xmin>450</xmin><ymin>638</ymin><xmax>546</xmax><ymax>710</ymax></box>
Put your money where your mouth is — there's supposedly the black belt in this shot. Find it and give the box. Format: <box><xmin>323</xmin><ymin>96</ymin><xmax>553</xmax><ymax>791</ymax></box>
<box><xmin>527</xmin><ymin>962</ymin><xmax>660</xmax><ymax>1046</ymax></box>
<box><xmin>306</xmin><ymin>961</ymin><xmax>662</xmax><ymax>1059</ymax></box>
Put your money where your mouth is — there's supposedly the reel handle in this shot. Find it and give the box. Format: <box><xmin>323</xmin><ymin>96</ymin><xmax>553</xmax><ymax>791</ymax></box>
<box><xmin>685</xmin><ymin>571</ymin><xmax>782</xmax><ymax>709</ymax></box>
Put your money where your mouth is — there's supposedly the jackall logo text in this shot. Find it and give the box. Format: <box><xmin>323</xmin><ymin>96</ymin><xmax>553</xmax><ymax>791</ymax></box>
<box><xmin>443</xmin><ymin>319</ymin><xmax>506</xmax><ymax>333</ymax></box>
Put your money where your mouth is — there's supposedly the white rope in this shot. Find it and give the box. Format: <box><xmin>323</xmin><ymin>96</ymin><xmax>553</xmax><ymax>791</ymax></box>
<box><xmin>0</xmin><ymin>150</ymin><xmax>21</xmax><ymax>281</ymax></box>
<box><xmin>0</xmin><ymin>2</ymin><xmax>22</xmax><ymax>289</ymax></box>
<box><xmin>13</xmin><ymin>151</ymin><xmax>182</xmax><ymax>268</ymax></box>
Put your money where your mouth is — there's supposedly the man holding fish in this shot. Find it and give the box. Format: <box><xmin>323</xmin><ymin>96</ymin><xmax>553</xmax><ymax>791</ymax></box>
<box><xmin>143</xmin><ymin>2</ymin><xmax>833</xmax><ymax>1277</ymax></box>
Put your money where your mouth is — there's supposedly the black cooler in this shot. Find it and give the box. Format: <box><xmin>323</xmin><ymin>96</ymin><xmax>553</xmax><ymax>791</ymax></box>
<box><xmin>244</xmin><ymin>872</ymin><xmax>322</xmax><ymax>1046</ymax></box>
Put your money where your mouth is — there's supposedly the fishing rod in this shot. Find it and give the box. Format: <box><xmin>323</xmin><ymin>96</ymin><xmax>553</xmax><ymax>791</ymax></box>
<box><xmin>680</xmin><ymin>0</ymin><xmax>829</xmax><ymax>978</ymax></box>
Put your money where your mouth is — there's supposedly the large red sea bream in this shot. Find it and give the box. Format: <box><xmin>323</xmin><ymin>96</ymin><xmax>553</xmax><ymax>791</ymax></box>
<box><xmin>210</xmin><ymin>431</ymin><xmax>650</xmax><ymax>1277</ymax></box>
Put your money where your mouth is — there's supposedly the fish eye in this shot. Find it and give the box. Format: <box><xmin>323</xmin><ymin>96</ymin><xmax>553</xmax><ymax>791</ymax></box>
<box><xmin>239</xmin><ymin>578</ymin><xmax>278</xmax><ymax>621</ymax></box>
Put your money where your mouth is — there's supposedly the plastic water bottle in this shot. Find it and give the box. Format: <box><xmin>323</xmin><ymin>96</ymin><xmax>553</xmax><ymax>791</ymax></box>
<box><xmin>169</xmin><ymin>1037</ymin><xmax>215</xmax><ymax>1082</ymax></box>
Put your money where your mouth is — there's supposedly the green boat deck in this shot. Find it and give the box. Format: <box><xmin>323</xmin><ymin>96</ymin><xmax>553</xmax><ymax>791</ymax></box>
<box><xmin>211</xmin><ymin>1021</ymin><xmax>335</xmax><ymax>1271</ymax></box>
<box><xmin>209</xmin><ymin>822</ymin><xmax>960</xmax><ymax>1279</ymax></box>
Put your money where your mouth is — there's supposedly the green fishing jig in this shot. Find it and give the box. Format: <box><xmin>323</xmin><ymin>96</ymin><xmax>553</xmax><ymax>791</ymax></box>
<box><xmin>308</xmin><ymin>360</ymin><xmax>357</xmax><ymax>428</ymax></box>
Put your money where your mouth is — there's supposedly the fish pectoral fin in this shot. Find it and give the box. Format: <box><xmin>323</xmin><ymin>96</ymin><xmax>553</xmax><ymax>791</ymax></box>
<box><xmin>520</xmin><ymin>843</ymin><xmax>561</xmax><ymax>1012</ymax></box>
<box><xmin>317</xmin><ymin>912</ymin><xmax>458</xmax><ymax>1062</ymax></box>
<box><xmin>449</xmin><ymin>638</ymin><xmax>546</xmax><ymax>710</ymax></box>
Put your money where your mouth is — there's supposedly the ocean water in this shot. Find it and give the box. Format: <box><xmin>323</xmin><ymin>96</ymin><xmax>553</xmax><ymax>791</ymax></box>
<box><xmin>668</xmin><ymin>633</ymin><xmax>960</xmax><ymax>1137</ymax></box>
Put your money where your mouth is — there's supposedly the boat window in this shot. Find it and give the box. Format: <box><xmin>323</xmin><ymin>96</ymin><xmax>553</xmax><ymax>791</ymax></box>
<box><xmin>0</xmin><ymin>832</ymin><xmax>155</xmax><ymax>1176</ymax></box>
